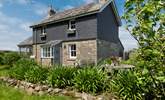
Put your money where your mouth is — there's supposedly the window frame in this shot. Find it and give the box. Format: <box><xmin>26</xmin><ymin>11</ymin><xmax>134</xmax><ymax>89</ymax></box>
<box><xmin>68</xmin><ymin>20</ymin><xmax>76</xmax><ymax>30</ymax></box>
<box><xmin>41</xmin><ymin>46</ymin><xmax>54</xmax><ymax>58</ymax></box>
<box><xmin>41</xmin><ymin>27</ymin><xmax>47</xmax><ymax>35</ymax></box>
<box><xmin>69</xmin><ymin>44</ymin><xmax>77</xmax><ymax>59</ymax></box>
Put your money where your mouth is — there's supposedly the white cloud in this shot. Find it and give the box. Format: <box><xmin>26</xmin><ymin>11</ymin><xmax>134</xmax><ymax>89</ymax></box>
<box><xmin>19</xmin><ymin>22</ymin><xmax>31</xmax><ymax>32</ymax></box>
<box><xmin>32</xmin><ymin>3</ymin><xmax>48</xmax><ymax>16</ymax></box>
<box><xmin>0</xmin><ymin>11</ymin><xmax>32</xmax><ymax>51</ymax></box>
<box><xmin>84</xmin><ymin>0</ymin><xmax>95</xmax><ymax>4</ymax></box>
<box><xmin>63</xmin><ymin>5</ymin><xmax>74</xmax><ymax>10</ymax></box>
<box><xmin>119</xmin><ymin>27</ymin><xmax>138</xmax><ymax>51</ymax></box>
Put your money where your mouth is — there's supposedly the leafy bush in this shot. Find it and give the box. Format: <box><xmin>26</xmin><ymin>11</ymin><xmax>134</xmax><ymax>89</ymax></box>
<box><xmin>9</xmin><ymin>59</ymin><xmax>37</xmax><ymax>80</ymax></box>
<box><xmin>97</xmin><ymin>58</ymin><xmax>112</xmax><ymax>66</ymax></box>
<box><xmin>3</xmin><ymin>52</ymin><xmax>21</xmax><ymax>66</ymax></box>
<box><xmin>24</xmin><ymin>66</ymin><xmax>48</xmax><ymax>84</ymax></box>
<box><xmin>48</xmin><ymin>66</ymin><xmax>77</xmax><ymax>88</ymax></box>
<box><xmin>0</xmin><ymin>52</ymin><xmax>6</xmax><ymax>65</ymax></box>
<box><xmin>123</xmin><ymin>0</ymin><xmax>165</xmax><ymax>99</ymax></box>
<box><xmin>74</xmin><ymin>67</ymin><xmax>109</xmax><ymax>93</ymax></box>
<box><xmin>110</xmin><ymin>70</ymin><xmax>142</xmax><ymax>100</ymax></box>
<box><xmin>0</xmin><ymin>56</ymin><xmax>3</xmax><ymax>65</ymax></box>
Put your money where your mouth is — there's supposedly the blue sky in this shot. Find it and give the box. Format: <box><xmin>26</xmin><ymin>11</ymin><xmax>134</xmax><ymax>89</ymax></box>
<box><xmin>0</xmin><ymin>0</ymin><xmax>138</xmax><ymax>51</ymax></box>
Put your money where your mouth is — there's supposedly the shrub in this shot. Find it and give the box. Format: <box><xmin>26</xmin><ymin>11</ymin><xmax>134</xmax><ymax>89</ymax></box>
<box><xmin>74</xmin><ymin>67</ymin><xmax>109</xmax><ymax>94</ymax></box>
<box><xmin>48</xmin><ymin>66</ymin><xmax>77</xmax><ymax>88</ymax></box>
<box><xmin>9</xmin><ymin>59</ymin><xmax>37</xmax><ymax>80</ymax></box>
<box><xmin>103</xmin><ymin>58</ymin><xmax>112</xmax><ymax>65</ymax></box>
<box><xmin>24</xmin><ymin>66</ymin><xmax>48</xmax><ymax>84</ymax></box>
<box><xmin>0</xmin><ymin>56</ymin><xmax>3</xmax><ymax>65</ymax></box>
<box><xmin>3</xmin><ymin>52</ymin><xmax>21</xmax><ymax>66</ymax></box>
<box><xmin>110</xmin><ymin>70</ymin><xmax>142</xmax><ymax>100</ymax></box>
<box><xmin>97</xmin><ymin>58</ymin><xmax>112</xmax><ymax>66</ymax></box>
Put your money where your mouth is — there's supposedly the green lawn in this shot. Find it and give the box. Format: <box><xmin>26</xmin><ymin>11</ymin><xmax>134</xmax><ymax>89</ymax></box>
<box><xmin>0</xmin><ymin>82</ymin><xmax>73</xmax><ymax>100</ymax></box>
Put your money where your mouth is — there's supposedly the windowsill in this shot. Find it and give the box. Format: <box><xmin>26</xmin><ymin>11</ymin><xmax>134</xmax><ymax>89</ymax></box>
<box><xmin>40</xmin><ymin>34</ymin><xmax>46</xmax><ymax>37</ymax></box>
<box><xmin>68</xmin><ymin>29</ymin><xmax>76</xmax><ymax>31</ymax></box>
<box><xmin>67</xmin><ymin>58</ymin><xmax>77</xmax><ymax>61</ymax></box>
<box><xmin>41</xmin><ymin>57</ymin><xmax>54</xmax><ymax>59</ymax></box>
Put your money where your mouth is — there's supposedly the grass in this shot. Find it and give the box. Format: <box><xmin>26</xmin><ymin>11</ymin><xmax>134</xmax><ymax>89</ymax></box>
<box><xmin>0</xmin><ymin>82</ymin><xmax>74</xmax><ymax>100</ymax></box>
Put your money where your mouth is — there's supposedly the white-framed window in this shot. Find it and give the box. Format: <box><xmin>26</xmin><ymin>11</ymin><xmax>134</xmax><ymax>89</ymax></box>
<box><xmin>41</xmin><ymin>46</ymin><xmax>54</xmax><ymax>58</ymax></box>
<box><xmin>69</xmin><ymin>44</ymin><xmax>76</xmax><ymax>59</ymax></box>
<box><xmin>68</xmin><ymin>20</ymin><xmax>76</xmax><ymax>30</ymax></box>
<box><xmin>41</xmin><ymin>27</ymin><xmax>46</xmax><ymax>35</ymax></box>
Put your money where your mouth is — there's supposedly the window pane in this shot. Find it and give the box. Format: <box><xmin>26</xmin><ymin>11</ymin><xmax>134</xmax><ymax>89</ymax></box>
<box><xmin>73</xmin><ymin>51</ymin><xmax>76</xmax><ymax>56</ymax></box>
<box><xmin>45</xmin><ymin>48</ymin><xmax>48</xmax><ymax>57</ymax></box>
<box><xmin>68</xmin><ymin>33</ymin><xmax>76</xmax><ymax>37</ymax></box>
<box><xmin>52</xmin><ymin>47</ymin><xmax>54</xmax><ymax>57</ymax></box>
<box><xmin>70</xmin><ymin>44</ymin><xmax>76</xmax><ymax>58</ymax></box>
<box><xmin>71</xmin><ymin>45</ymin><xmax>76</xmax><ymax>50</ymax></box>
<box><xmin>48</xmin><ymin>47</ymin><xmax>50</xmax><ymax>57</ymax></box>
<box><xmin>42</xmin><ymin>48</ymin><xmax>45</xmax><ymax>57</ymax></box>
<box><xmin>43</xmin><ymin>28</ymin><xmax>46</xmax><ymax>33</ymax></box>
<box><xmin>69</xmin><ymin>20</ymin><xmax>76</xmax><ymax>30</ymax></box>
<box><xmin>71</xmin><ymin>45</ymin><xmax>73</xmax><ymax>50</ymax></box>
<box><xmin>71</xmin><ymin>25</ymin><xmax>75</xmax><ymax>29</ymax></box>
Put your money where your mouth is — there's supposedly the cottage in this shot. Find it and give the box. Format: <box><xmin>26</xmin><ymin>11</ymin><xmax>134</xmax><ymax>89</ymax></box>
<box><xmin>18</xmin><ymin>0</ymin><xmax>124</xmax><ymax>66</ymax></box>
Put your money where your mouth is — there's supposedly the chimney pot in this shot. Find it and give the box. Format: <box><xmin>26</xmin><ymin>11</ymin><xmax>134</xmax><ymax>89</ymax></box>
<box><xmin>48</xmin><ymin>5</ymin><xmax>56</xmax><ymax>17</ymax></box>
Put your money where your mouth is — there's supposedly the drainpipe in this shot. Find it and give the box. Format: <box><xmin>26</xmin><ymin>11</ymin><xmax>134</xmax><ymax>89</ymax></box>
<box><xmin>35</xmin><ymin>29</ymin><xmax>37</xmax><ymax>61</ymax></box>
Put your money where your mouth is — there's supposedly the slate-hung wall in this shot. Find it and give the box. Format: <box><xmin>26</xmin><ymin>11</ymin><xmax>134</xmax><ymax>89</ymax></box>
<box><xmin>97</xmin><ymin>3</ymin><xmax>119</xmax><ymax>43</ymax></box>
<box><xmin>33</xmin><ymin>14</ymin><xmax>98</xmax><ymax>44</ymax></box>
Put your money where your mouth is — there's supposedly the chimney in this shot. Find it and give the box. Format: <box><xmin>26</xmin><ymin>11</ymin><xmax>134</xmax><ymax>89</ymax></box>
<box><xmin>47</xmin><ymin>5</ymin><xmax>56</xmax><ymax>17</ymax></box>
<box><xmin>99</xmin><ymin>0</ymin><xmax>108</xmax><ymax>4</ymax></box>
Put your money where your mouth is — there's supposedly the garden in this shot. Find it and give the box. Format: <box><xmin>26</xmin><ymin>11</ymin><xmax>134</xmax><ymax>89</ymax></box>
<box><xmin>0</xmin><ymin>0</ymin><xmax>164</xmax><ymax>100</ymax></box>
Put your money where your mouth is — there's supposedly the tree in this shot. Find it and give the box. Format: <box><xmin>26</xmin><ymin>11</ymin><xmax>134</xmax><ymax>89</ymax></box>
<box><xmin>122</xmin><ymin>0</ymin><xmax>165</xmax><ymax>99</ymax></box>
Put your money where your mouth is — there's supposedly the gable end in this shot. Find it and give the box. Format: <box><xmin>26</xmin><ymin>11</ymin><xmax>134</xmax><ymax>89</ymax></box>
<box><xmin>99</xmin><ymin>0</ymin><xmax>121</xmax><ymax>26</ymax></box>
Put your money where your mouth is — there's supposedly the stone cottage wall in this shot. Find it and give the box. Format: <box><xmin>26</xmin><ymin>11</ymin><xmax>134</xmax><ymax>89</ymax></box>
<box><xmin>33</xmin><ymin>44</ymin><xmax>41</xmax><ymax>63</ymax></box>
<box><xmin>33</xmin><ymin>44</ymin><xmax>52</xmax><ymax>66</ymax></box>
<box><xmin>62</xmin><ymin>39</ymin><xmax>97</xmax><ymax>66</ymax></box>
<box><xmin>41</xmin><ymin>58</ymin><xmax>52</xmax><ymax>66</ymax></box>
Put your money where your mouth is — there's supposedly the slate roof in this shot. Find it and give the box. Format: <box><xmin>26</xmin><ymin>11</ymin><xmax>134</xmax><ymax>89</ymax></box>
<box><xmin>30</xmin><ymin>0</ymin><xmax>122</xmax><ymax>27</ymax></box>
<box><xmin>18</xmin><ymin>36</ymin><xmax>33</xmax><ymax>47</ymax></box>
<box><xmin>40</xmin><ymin>40</ymin><xmax>62</xmax><ymax>47</ymax></box>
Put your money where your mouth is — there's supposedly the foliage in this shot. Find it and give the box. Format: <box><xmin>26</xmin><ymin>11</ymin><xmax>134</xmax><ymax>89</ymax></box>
<box><xmin>121</xmin><ymin>49</ymin><xmax>139</xmax><ymax>65</ymax></box>
<box><xmin>0</xmin><ymin>56</ymin><xmax>3</xmax><ymax>65</ymax></box>
<box><xmin>97</xmin><ymin>58</ymin><xmax>112</xmax><ymax>66</ymax></box>
<box><xmin>122</xmin><ymin>0</ymin><xmax>165</xmax><ymax>99</ymax></box>
<box><xmin>24</xmin><ymin>66</ymin><xmax>48</xmax><ymax>84</ymax></box>
<box><xmin>103</xmin><ymin>58</ymin><xmax>112</xmax><ymax>65</ymax></box>
<box><xmin>0</xmin><ymin>65</ymin><xmax>10</xmax><ymax>77</ymax></box>
<box><xmin>0</xmin><ymin>52</ymin><xmax>6</xmax><ymax>65</ymax></box>
<box><xmin>47</xmin><ymin>66</ymin><xmax>77</xmax><ymax>88</ymax></box>
<box><xmin>74</xmin><ymin>67</ymin><xmax>109</xmax><ymax>94</ymax></box>
<box><xmin>110</xmin><ymin>70</ymin><xmax>142</xmax><ymax>100</ymax></box>
<box><xmin>3</xmin><ymin>52</ymin><xmax>21</xmax><ymax>66</ymax></box>
<box><xmin>9</xmin><ymin>59</ymin><xmax>37</xmax><ymax>80</ymax></box>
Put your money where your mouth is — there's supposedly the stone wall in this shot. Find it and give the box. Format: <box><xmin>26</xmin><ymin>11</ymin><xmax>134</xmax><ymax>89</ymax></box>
<box><xmin>62</xmin><ymin>39</ymin><xmax>97</xmax><ymax>66</ymax></box>
<box><xmin>41</xmin><ymin>58</ymin><xmax>52</xmax><ymax>66</ymax></box>
<box><xmin>33</xmin><ymin>44</ymin><xmax>41</xmax><ymax>63</ymax></box>
<box><xmin>0</xmin><ymin>77</ymin><xmax>116</xmax><ymax>100</ymax></box>
<box><xmin>97</xmin><ymin>39</ymin><xmax>120</xmax><ymax>61</ymax></box>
